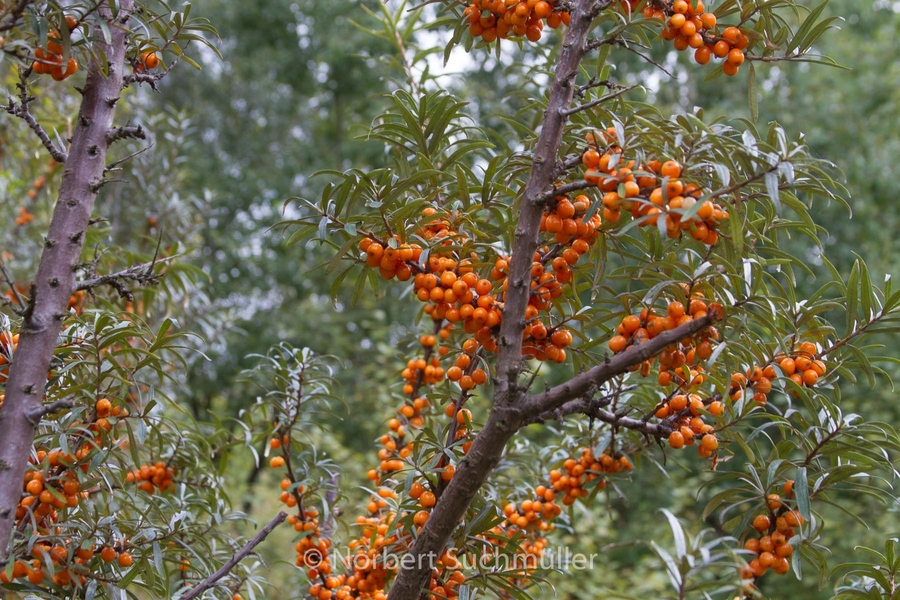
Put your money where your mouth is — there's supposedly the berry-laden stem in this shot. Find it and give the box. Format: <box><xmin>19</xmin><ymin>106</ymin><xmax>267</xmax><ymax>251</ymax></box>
<box><xmin>0</xmin><ymin>0</ymin><xmax>135</xmax><ymax>562</ymax></box>
<box><xmin>385</xmin><ymin>1</ymin><xmax>607</xmax><ymax>598</ymax></box>
<box><xmin>523</xmin><ymin>314</ymin><xmax>716</xmax><ymax>416</ymax></box>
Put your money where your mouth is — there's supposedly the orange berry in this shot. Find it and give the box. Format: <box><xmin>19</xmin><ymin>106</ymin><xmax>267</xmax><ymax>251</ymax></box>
<box><xmin>668</xmin><ymin>431</ymin><xmax>685</xmax><ymax>449</ymax></box>
<box><xmin>752</xmin><ymin>514</ymin><xmax>771</xmax><ymax>532</ymax></box>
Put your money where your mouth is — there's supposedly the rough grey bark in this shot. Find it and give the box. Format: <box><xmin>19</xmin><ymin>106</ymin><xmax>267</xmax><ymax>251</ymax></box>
<box><xmin>0</xmin><ymin>1</ymin><xmax>134</xmax><ymax>562</ymax></box>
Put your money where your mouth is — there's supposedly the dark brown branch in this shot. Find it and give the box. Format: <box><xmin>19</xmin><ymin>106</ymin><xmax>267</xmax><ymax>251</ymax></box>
<box><xmin>527</xmin><ymin>384</ymin><xmax>638</xmax><ymax>424</ymax></box>
<box><xmin>531</xmin><ymin>396</ymin><xmax>674</xmax><ymax>436</ymax></box>
<box><xmin>180</xmin><ymin>511</ymin><xmax>287</xmax><ymax>600</ymax></box>
<box><xmin>818</xmin><ymin>307</ymin><xmax>891</xmax><ymax>359</ymax></box>
<box><xmin>522</xmin><ymin>314</ymin><xmax>716</xmax><ymax>417</ymax></box>
<box><xmin>533</xmin><ymin>179</ymin><xmax>593</xmax><ymax>205</ymax></box>
<box><xmin>3</xmin><ymin>73</ymin><xmax>68</xmax><ymax>163</ymax></box>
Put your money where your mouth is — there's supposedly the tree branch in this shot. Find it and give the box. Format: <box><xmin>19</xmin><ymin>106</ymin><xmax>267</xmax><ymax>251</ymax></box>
<box><xmin>106</xmin><ymin>124</ymin><xmax>146</xmax><ymax>145</ymax></box>
<box><xmin>561</xmin><ymin>83</ymin><xmax>640</xmax><ymax>116</ymax></box>
<box><xmin>24</xmin><ymin>399</ymin><xmax>75</xmax><ymax>426</ymax></box>
<box><xmin>385</xmin><ymin>2</ymin><xmax>612</xmax><ymax>599</ymax></box>
<box><xmin>3</xmin><ymin>72</ymin><xmax>68</xmax><ymax>163</ymax></box>
<box><xmin>74</xmin><ymin>255</ymin><xmax>173</xmax><ymax>301</ymax></box>
<box><xmin>179</xmin><ymin>511</ymin><xmax>287</xmax><ymax>600</ymax></box>
<box><xmin>522</xmin><ymin>314</ymin><xmax>716</xmax><ymax>417</ymax></box>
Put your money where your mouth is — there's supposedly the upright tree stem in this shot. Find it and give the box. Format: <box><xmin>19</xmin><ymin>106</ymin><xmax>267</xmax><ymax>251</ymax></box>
<box><xmin>385</xmin><ymin>2</ymin><xmax>602</xmax><ymax>597</ymax></box>
<box><xmin>0</xmin><ymin>1</ymin><xmax>134</xmax><ymax>561</ymax></box>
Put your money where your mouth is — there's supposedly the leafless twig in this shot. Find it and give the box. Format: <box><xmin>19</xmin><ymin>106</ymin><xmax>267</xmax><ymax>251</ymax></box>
<box><xmin>3</xmin><ymin>71</ymin><xmax>68</xmax><ymax>162</ymax></box>
<box><xmin>179</xmin><ymin>512</ymin><xmax>287</xmax><ymax>600</ymax></box>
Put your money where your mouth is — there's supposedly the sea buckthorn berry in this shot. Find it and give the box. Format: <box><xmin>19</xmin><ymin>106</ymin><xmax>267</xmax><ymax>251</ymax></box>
<box><xmin>752</xmin><ymin>514</ymin><xmax>771</xmax><ymax>532</ymax></box>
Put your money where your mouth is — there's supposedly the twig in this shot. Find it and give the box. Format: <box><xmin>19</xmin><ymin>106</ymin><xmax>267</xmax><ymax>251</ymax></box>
<box><xmin>522</xmin><ymin>314</ymin><xmax>717</xmax><ymax>416</ymax></box>
<box><xmin>179</xmin><ymin>511</ymin><xmax>287</xmax><ymax>600</ymax></box>
<box><xmin>3</xmin><ymin>71</ymin><xmax>68</xmax><ymax>163</ymax></box>
<box><xmin>818</xmin><ymin>308</ymin><xmax>890</xmax><ymax>359</ymax></box>
<box><xmin>533</xmin><ymin>179</ymin><xmax>593</xmax><ymax>205</ymax></box>
<box><xmin>0</xmin><ymin>259</ymin><xmax>26</xmax><ymax>312</ymax></box>
<box><xmin>104</xmin><ymin>142</ymin><xmax>155</xmax><ymax>174</ymax></box>
<box><xmin>74</xmin><ymin>255</ymin><xmax>174</xmax><ymax>300</ymax></box>
<box><xmin>561</xmin><ymin>84</ymin><xmax>640</xmax><ymax>116</ymax></box>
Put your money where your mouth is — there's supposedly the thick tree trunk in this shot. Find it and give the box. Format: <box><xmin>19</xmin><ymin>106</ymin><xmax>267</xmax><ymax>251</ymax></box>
<box><xmin>0</xmin><ymin>1</ymin><xmax>134</xmax><ymax>561</ymax></box>
<box><xmin>385</xmin><ymin>1</ymin><xmax>603</xmax><ymax>597</ymax></box>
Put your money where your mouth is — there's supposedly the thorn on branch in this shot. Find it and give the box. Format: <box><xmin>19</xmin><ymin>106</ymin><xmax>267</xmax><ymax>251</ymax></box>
<box><xmin>104</xmin><ymin>142</ymin><xmax>154</xmax><ymax>174</ymax></box>
<box><xmin>90</xmin><ymin>177</ymin><xmax>129</xmax><ymax>193</ymax></box>
<box><xmin>106</xmin><ymin>124</ymin><xmax>145</xmax><ymax>145</ymax></box>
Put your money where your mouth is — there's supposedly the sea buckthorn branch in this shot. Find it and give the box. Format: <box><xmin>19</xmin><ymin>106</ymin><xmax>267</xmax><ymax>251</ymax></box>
<box><xmin>560</xmin><ymin>83</ymin><xmax>640</xmax><ymax>116</ymax></box>
<box><xmin>105</xmin><ymin>124</ymin><xmax>146</xmax><ymax>146</ymax></box>
<box><xmin>525</xmin><ymin>384</ymin><xmax>637</xmax><ymax>425</ymax></box>
<box><xmin>3</xmin><ymin>72</ymin><xmax>69</xmax><ymax>163</ymax></box>
<box><xmin>74</xmin><ymin>255</ymin><xmax>172</xmax><ymax>301</ymax></box>
<box><xmin>0</xmin><ymin>0</ymin><xmax>135</xmax><ymax>561</ymax></box>
<box><xmin>817</xmin><ymin>304</ymin><xmax>894</xmax><ymax>360</ymax></box>
<box><xmin>522</xmin><ymin>313</ymin><xmax>716</xmax><ymax>417</ymax></box>
<box><xmin>179</xmin><ymin>511</ymin><xmax>288</xmax><ymax>600</ymax></box>
<box><xmin>22</xmin><ymin>398</ymin><xmax>76</xmax><ymax>426</ymax></box>
<box><xmin>385</xmin><ymin>2</ymin><xmax>607</xmax><ymax>598</ymax></box>
<box><xmin>533</xmin><ymin>179</ymin><xmax>592</xmax><ymax>205</ymax></box>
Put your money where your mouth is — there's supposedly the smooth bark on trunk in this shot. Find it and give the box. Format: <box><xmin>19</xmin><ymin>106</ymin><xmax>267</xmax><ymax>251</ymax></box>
<box><xmin>0</xmin><ymin>1</ymin><xmax>134</xmax><ymax>561</ymax></box>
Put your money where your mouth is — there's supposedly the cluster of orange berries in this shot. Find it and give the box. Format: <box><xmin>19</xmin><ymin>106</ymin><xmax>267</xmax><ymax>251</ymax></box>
<box><xmin>2</xmin><ymin>445</ymin><xmax>138</xmax><ymax>588</ymax></box>
<box><xmin>609</xmin><ymin>297</ymin><xmax>721</xmax><ymax>358</ymax></box>
<box><xmin>740</xmin><ymin>481</ymin><xmax>801</xmax><ymax>582</ymax></box>
<box><xmin>15</xmin><ymin>206</ymin><xmax>34</xmax><ymax>225</ymax></box>
<box><xmin>32</xmin><ymin>20</ymin><xmax>79</xmax><ymax>81</ymax></box>
<box><xmin>663</xmin><ymin>394</ymin><xmax>721</xmax><ymax>457</ymax></box>
<box><xmin>401</xmin><ymin>355</ymin><xmax>445</xmax><ymax>394</ymax></box>
<box><xmin>463</xmin><ymin>0</ymin><xmax>570</xmax><ymax>44</ymax></box>
<box><xmin>639</xmin><ymin>0</ymin><xmax>749</xmax><ymax>75</ymax></box>
<box><xmin>0</xmin><ymin>543</ymin><xmax>132</xmax><ymax>587</ymax></box>
<box><xmin>124</xmin><ymin>461</ymin><xmax>175</xmax><ymax>494</ymax></box>
<box><xmin>729</xmin><ymin>342</ymin><xmax>825</xmax><ymax>405</ymax></box>
<box><xmin>550</xmin><ymin>448</ymin><xmax>633</xmax><ymax>505</ymax></box>
<box><xmin>582</xmin><ymin>136</ymin><xmax>729</xmax><ymax>244</ymax></box>
<box><xmin>775</xmin><ymin>342</ymin><xmax>827</xmax><ymax>389</ymax></box>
